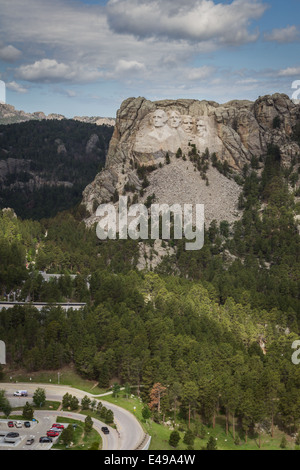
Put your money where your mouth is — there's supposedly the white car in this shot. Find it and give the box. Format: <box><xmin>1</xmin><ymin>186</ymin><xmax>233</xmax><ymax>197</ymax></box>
<box><xmin>13</xmin><ymin>390</ymin><xmax>28</xmax><ymax>397</ymax></box>
<box><xmin>14</xmin><ymin>421</ymin><xmax>22</xmax><ymax>428</ymax></box>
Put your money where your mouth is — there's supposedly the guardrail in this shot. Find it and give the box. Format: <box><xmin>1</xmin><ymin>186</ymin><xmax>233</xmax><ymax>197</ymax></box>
<box><xmin>135</xmin><ymin>433</ymin><xmax>151</xmax><ymax>450</ymax></box>
<box><xmin>0</xmin><ymin>302</ymin><xmax>86</xmax><ymax>312</ymax></box>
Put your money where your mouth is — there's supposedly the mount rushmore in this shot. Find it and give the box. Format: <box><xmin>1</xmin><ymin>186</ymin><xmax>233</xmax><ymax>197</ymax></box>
<box><xmin>81</xmin><ymin>93</ymin><xmax>300</xmax><ymax>227</ymax></box>
<box><xmin>133</xmin><ymin>108</ymin><xmax>221</xmax><ymax>158</ymax></box>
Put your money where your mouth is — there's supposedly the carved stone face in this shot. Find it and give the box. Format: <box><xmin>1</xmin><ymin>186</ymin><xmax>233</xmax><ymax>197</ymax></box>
<box><xmin>151</xmin><ymin>110</ymin><xmax>168</xmax><ymax>128</ymax></box>
<box><xmin>196</xmin><ymin>119</ymin><xmax>208</xmax><ymax>138</ymax></box>
<box><xmin>182</xmin><ymin>115</ymin><xmax>194</xmax><ymax>134</ymax></box>
<box><xmin>168</xmin><ymin>111</ymin><xmax>181</xmax><ymax>128</ymax></box>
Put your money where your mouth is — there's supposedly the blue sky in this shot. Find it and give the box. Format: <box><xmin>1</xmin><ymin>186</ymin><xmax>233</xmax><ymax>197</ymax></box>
<box><xmin>0</xmin><ymin>0</ymin><xmax>300</xmax><ymax>118</ymax></box>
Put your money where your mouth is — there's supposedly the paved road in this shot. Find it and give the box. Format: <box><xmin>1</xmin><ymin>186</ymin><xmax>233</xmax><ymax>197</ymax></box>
<box><xmin>0</xmin><ymin>383</ymin><xmax>146</xmax><ymax>450</ymax></box>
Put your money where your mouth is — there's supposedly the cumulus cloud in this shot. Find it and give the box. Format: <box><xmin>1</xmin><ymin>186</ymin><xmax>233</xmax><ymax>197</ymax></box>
<box><xmin>106</xmin><ymin>0</ymin><xmax>267</xmax><ymax>45</ymax></box>
<box><xmin>16</xmin><ymin>59</ymin><xmax>105</xmax><ymax>83</ymax></box>
<box><xmin>115</xmin><ymin>60</ymin><xmax>146</xmax><ymax>75</ymax></box>
<box><xmin>6</xmin><ymin>81</ymin><xmax>28</xmax><ymax>94</ymax></box>
<box><xmin>264</xmin><ymin>25</ymin><xmax>300</xmax><ymax>43</ymax></box>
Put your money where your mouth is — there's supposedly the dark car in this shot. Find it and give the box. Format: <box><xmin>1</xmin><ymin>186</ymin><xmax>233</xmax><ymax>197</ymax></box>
<box><xmin>39</xmin><ymin>436</ymin><xmax>53</xmax><ymax>443</ymax></box>
<box><xmin>24</xmin><ymin>421</ymin><xmax>31</xmax><ymax>428</ymax></box>
<box><xmin>6</xmin><ymin>432</ymin><xmax>19</xmax><ymax>438</ymax></box>
<box><xmin>101</xmin><ymin>426</ymin><xmax>110</xmax><ymax>434</ymax></box>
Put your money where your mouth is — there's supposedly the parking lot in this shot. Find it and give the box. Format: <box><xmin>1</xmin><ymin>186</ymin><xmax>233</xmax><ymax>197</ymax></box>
<box><xmin>0</xmin><ymin>417</ymin><xmax>65</xmax><ymax>450</ymax></box>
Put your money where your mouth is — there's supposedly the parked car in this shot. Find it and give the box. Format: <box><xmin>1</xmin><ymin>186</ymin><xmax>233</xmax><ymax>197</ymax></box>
<box><xmin>7</xmin><ymin>421</ymin><xmax>14</xmax><ymax>428</ymax></box>
<box><xmin>26</xmin><ymin>437</ymin><xmax>34</xmax><ymax>445</ymax></box>
<box><xmin>4</xmin><ymin>432</ymin><xmax>19</xmax><ymax>442</ymax></box>
<box><xmin>101</xmin><ymin>426</ymin><xmax>110</xmax><ymax>434</ymax></box>
<box><xmin>14</xmin><ymin>421</ymin><xmax>22</xmax><ymax>428</ymax></box>
<box><xmin>39</xmin><ymin>436</ymin><xmax>53</xmax><ymax>443</ymax></box>
<box><xmin>47</xmin><ymin>430</ymin><xmax>60</xmax><ymax>437</ymax></box>
<box><xmin>52</xmin><ymin>423</ymin><xmax>64</xmax><ymax>429</ymax></box>
<box><xmin>49</xmin><ymin>427</ymin><xmax>62</xmax><ymax>433</ymax></box>
<box><xmin>24</xmin><ymin>421</ymin><xmax>31</xmax><ymax>428</ymax></box>
<box><xmin>6</xmin><ymin>432</ymin><xmax>19</xmax><ymax>438</ymax></box>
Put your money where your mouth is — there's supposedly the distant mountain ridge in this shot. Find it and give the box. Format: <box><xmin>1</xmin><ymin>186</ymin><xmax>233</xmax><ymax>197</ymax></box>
<box><xmin>0</xmin><ymin>102</ymin><xmax>115</xmax><ymax>127</ymax></box>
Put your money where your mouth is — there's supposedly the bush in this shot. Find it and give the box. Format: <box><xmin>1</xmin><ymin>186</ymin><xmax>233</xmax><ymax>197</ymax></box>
<box><xmin>280</xmin><ymin>436</ymin><xmax>288</xmax><ymax>449</ymax></box>
<box><xmin>183</xmin><ymin>429</ymin><xmax>195</xmax><ymax>447</ymax></box>
<box><xmin>206</xmin><ymin>436</ymin><xmax>218</xmax><ymax>450</ymax></box>
<box><xmin>169</xmin><ymin>430</ymin><xmax>180</xmax><ymax>448</ymax></box>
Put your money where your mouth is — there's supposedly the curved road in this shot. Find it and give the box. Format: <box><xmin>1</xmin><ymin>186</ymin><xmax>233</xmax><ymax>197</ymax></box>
<box><xmin>0</xmin><ymin>383</ymin><xmax>146</xmax><ymax>450</ymax></box>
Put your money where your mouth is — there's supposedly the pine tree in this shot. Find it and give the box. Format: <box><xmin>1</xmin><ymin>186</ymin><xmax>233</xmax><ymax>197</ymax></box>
<box><xmin>22</xmin><ymin>402</ymin><xmax>34</xmax><ymax>420</ymax></box>
<box><xmin>206</xmin><ymin>436</ymin><xmax>217</xmax><ymax>450</ymax></box>
<box><xmin>169</xmin><ymin>430</ymin><xmax>180</xmax><ymax>448</ymax></box>
<box><xmin>84</xmin><ymin>415</ymin><xmax>93</xmax><ymax>434</ymax></box>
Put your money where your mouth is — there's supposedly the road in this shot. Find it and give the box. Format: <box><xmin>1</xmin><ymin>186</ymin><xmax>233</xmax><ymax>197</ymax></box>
<box><xmin>0</xmin><ymin>383</ymin><xmax>146</xmax><ymax>450</ymax></box>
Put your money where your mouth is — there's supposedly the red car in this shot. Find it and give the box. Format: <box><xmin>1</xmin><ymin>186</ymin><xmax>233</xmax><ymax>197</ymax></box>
<box><xmin>52</xmin><ymin>423</ymin><xmax>64</xmax><ymax>429</ymax></box>
<box><xmin>8</xmin><ymin>421</ymin><xmax>14</xmax><ymax>428</ymax></box>
<box><xmin>47</xmin><ymin>430</ymin><xmax>60</xmax><ymax>437</ymax></box>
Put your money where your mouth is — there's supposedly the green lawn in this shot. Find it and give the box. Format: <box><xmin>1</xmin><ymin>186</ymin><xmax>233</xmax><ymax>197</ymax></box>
<box><xmin>2</xmin><ymin>366</ymin><xmax>107</xmax><ymax>395</ymax></box>
<box><xmin>101</xmin><ymin>393</ymin><xmax>297</xmax><ymax>451</ymax></box>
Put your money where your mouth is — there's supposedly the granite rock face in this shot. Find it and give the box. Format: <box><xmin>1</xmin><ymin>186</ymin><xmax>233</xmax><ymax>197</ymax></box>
<box><xmin>104</xmin><ymin>93</ymin><xmax>299</xmax><ymax>168</ymax></box>
<box><xmin>82</xmin><ymin>94</ymin><xmax>300</xmax><ymax>225</ymax></box>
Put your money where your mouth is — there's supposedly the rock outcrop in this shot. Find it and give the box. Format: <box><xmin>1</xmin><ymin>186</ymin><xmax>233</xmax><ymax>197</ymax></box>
<box><xmin>0</xmin><ymin>103</ymin><xmax>115</xmax><ymax>126</ymax></box>
<box><xmin>82</xmin><ymin>93</ymin><xmax>300</xmax><ymax>227</ymax></box>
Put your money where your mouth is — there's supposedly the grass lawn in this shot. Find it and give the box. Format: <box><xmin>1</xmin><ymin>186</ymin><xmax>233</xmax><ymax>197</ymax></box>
<box><xmin>52</xmin><ymin>417</ymin><xmax>102</xmax><ymax>450</ymax></box>
<box><xmin>1</xmin><ymin>366</ymin><xmax>107</xmax><ymax>395</ymax></box>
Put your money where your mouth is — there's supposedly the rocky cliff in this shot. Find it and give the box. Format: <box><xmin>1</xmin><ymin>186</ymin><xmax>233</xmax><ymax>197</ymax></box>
<box><xmin>82</xmin><ymin>93</ymin><xmax>300</xmax><ymax>227</ymax></box>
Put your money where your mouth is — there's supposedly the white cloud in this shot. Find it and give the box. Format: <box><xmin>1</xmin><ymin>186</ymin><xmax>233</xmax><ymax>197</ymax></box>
<box><xmin>106</xmin><ymin>0</ymin><xmax>267</xmax><ymax>45</ymax></box>
<box><xmin>187</xmin><ymin>66</ymin><xmax>216</xmax><ymax>81</ymax></box>
<box><xmin>235</xmin><ymin>78</ymin><xmax>259</xmax><ymax>85</ymax></box>
<box><xmin>115</xmin><ymin>60</ymin><xmax>146</xmax><ymax>74</ymax></box>
<box><xmin>6</xmin><ymin>81</ymin><xmax>28</xmax><ymax>94</ymax></box>
<box><xmin>278</xmin><ymin>66</ymin><xmax>300</xmax><ymax>77</ymax></box>
<box><xmin>16</xmin><ymin>59</ymin><xmax>105</xmax><ymax>83</ymax></box>
<box><xmin>17</xmin><ymin>59</ymin><xmax>70</xmax><ymax>82</ymax></box>
<box><xmin>264</xmin><ymin>25</ymin><xmax>300</xmax><ymax>43</ymax></box>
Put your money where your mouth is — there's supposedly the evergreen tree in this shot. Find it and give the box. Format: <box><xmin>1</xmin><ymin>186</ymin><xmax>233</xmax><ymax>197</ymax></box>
<box><xmin>22</xmin><ymin>402</ymin><xmax>34</xmax><ymax>420</ymax></box>
<box><xmin>84</xmin><ymin>415</ymin><xmax>93</xmax><ymax>434</ymax></box>
<box><xmin>169</xmin><ymin>430</ymin><xmax>180</xmax><ymax>448</ymax></box>
<box><xmin>60</xmin><ymin>424</ymin><xmax>74</xmax><ymax>446</ymax></box>
<box><xmin>206</xmin><ymin>436</ymin><xmax>217</xmax><ymax>450</ymax></box>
